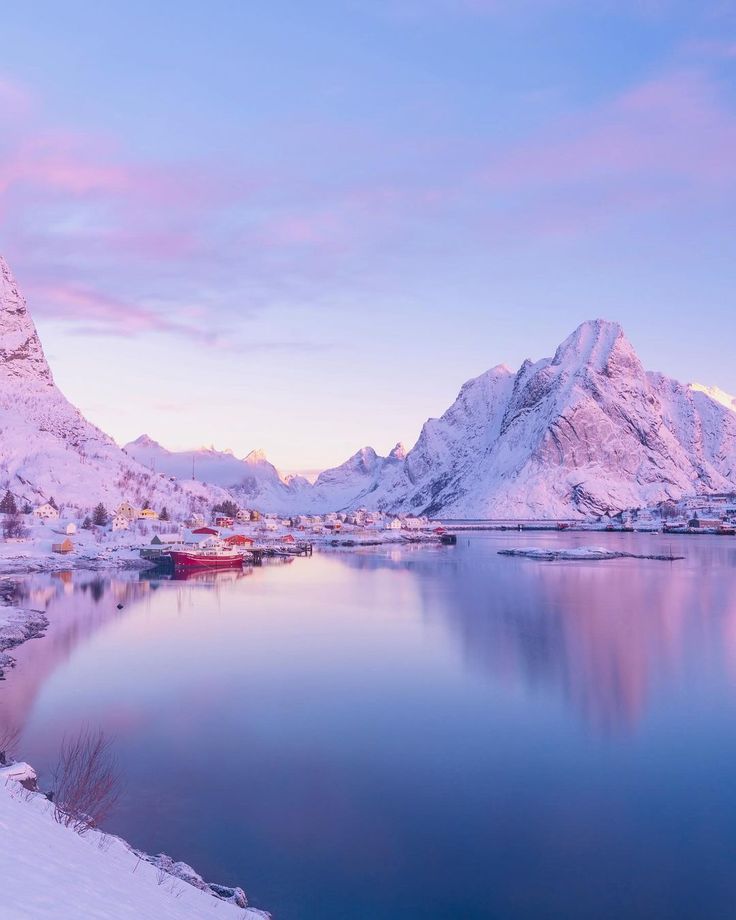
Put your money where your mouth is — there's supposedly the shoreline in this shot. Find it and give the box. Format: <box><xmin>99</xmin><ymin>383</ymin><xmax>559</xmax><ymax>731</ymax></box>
<box><xmin>0</xmin><ymin>579</ymin><xmax>271</xmax><ymax>918</ymax></box>
<box><xmin>0</xmin><ymin>762</ymin><xmax>270</xmax><ymax>919</ymax></box>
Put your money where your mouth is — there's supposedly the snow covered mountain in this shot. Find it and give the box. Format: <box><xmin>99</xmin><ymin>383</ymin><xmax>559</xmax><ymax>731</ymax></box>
<box><xmin>0</xmin><ymin>257</ymin><xmax>225</xmax><ymax>516</ymax></box>
<box><xmin>123</xmin><ymin>437</ymin><xmax>312</xmax><ymax>514</ymax></box>
<box><xmin>373</xmin><ymin>320</ymin><xmax>736</xmax><ymax>518</ymax></box>
<box><xmin>129</xmin><ymin>319</ymin><xmax>736</xmax><ymax>519</ymax></box>
<box><xmin>5</xmin><ymin>240</ymin><xmax>734</xmax><ymax>521</ymax></box>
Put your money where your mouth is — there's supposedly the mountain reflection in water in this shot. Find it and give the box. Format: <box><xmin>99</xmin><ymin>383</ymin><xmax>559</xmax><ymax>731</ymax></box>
<box><xmin>2</xmin><ymin>533</ymin><xmax>736</xmax><ymax>920</ymax></box>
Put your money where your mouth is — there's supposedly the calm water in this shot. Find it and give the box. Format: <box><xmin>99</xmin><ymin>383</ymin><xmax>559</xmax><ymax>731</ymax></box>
<box><xmin>3</xmin><ymin>532</ymin><xmax>736</xmax><ymax>919</ymax></box>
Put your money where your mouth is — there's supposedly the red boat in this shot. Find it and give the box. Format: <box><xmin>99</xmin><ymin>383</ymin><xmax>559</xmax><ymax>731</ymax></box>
<box><xmin>169</xmin><ymin>539</ymin><xmax>245</xmax><ymax>570</ymax></box>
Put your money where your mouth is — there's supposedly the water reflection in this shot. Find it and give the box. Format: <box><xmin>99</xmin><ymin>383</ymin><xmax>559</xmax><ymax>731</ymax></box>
<box><xmin>331</xmin><ymin>534</ymin><xmax>736</xmax><ymax>733</ymax></box>
<box><xmin>3</xmin><ymin>535</ymin><xmax>736</xmax><ymax>920</ymax></box>
<box><xmin>0</xmin><ymin>571</ymin><xmax>150</xmax><ymax>749</ymax></box>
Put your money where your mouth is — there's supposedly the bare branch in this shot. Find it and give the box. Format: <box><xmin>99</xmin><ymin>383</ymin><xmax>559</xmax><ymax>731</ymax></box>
<box><xmin>51</xmin><ymin>727</ymin><xmax>121</xmax><ymax>834</ymax></box>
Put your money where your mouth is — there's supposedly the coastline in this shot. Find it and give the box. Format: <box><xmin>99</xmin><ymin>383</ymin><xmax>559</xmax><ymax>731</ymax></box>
<box><xmin>0</xmin><ymin>763</ymin><xmax>270</xmax><ymax>919</ymax></box>
<box><xmin>0</xmin><ymin>600</ymin><xmax>49</xmax><ymax>679</ymax></box>
<box><xmin>1</xmin><ymin>565</ymin><xmax>271</xmax><ymax>918</ymax></box>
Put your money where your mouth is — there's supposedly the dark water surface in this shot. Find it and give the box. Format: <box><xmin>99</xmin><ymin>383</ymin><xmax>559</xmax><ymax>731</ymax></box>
<box><xmin>3</xmin><ymin>532</ymin><xmax>736</xmax><ymax>919</ymax></box>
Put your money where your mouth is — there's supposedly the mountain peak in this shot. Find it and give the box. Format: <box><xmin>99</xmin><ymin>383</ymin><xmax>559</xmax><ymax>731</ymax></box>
<box><xmin>0</xmin><ymin>256</ymin><xmax>53</xmax><ymax>385</ymax></box>
<box><xmin>551</xmin><ymin>319</ymin><xmax>640</xmax><ymax>377</ymax></box>
<box><xmin>690</xmin><ymin>383</ymin><xmax>736</xmax><ymax>413</ymax></box>
<box><xmin>130</xmin><ymin>433</ymin><xmax>163</xmax><ymax>449</ymax></box>
<box><xmin>389</xmin><ymin>442</ymin><xmax>407</xmax><ymax>461</ymax></box>
<box><xmin>244</xmin><ymin>448</ymin><xmax>269</xmax><ymax>464</ymax></box>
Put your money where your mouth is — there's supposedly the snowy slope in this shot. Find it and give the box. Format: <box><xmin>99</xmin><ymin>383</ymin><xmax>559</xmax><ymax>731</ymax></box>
<box><xmin>21</xmin><ymin>250</ymin><xmax>732</xmax><ymax>522</ymax></box>
<box><xmin>124</xmin><ymin>437</ymin><xmax>312</xmax><ymax>513</ymax></box>
<box><xmin>0</xmin><ymin>257</ymin><xmax>227</xmax><ymax>517</ymax></box>
<box><xmin>128</xmin><ymin>319</ymin><xmax>736</xmax><ymax>519</ymax></box>
<box><xmin>0</xmin><ymin>772</ymin><xmax>268</xmax><ymax>919</ymax></box>
<box><xmin>376</xmin><ymin>320</ymin><xmax>736</xmax><ymax>517</ymax></box>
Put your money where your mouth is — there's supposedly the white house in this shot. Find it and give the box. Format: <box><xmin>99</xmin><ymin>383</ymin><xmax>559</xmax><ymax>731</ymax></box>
<box><xmin>34</xmin><ymin>503</ymin><xmax>59</xmax><ymax>521</ymax></box>
<box><xmin>115</xmin><ymin>502</ymin><xmax>138</xmax><ymax>521</ymax></box>
<box><xmin>386</xmin><ymin>518</ymin><xmax>402</xmax><ymax>531</ymax></box>
<box><xmin>65</xmin><ymin>522</ymin><xmax>77</xmax><ymax>535</ymax></box>
<box><xmin>112</xmin><ymin>514</ymin><xmax>130</xmax><ymax>531</ymax></box>
<box><xmin>403</xmin><ymin>517</ymin><xmax>425</xmax><ymax>531</ymax></box>
<box><xmin>260</xmin><ymin>518</ymin><xmax>279</xmax><ymax>531</ymax></box>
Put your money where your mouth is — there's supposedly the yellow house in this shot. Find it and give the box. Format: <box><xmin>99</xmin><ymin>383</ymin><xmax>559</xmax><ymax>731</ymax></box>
<box><xmin>138</xmin><ymin>508</ymin><xmax>159</xmax><ymax>520</ymax></box>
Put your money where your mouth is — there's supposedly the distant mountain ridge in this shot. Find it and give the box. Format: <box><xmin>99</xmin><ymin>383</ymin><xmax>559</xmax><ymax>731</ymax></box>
<box><xmin>127</xmin><ymin>320</ymin><xmax>736</xmax><ymax>518</ymax></box>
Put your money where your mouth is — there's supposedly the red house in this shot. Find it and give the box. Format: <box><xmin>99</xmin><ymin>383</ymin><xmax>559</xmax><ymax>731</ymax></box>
<box><xmin>282</xmin><ymin>534</ymin><xmax>296</xmax><ymax>544</ymax></box>
<box><xmin>225</xmin><ymin>534</ymin><xmax>254</xmax><ymax>546</ymax></box>
<box><xmin>192</xmin><ymin>526</ymin><xmax>218</xmax><ymax>535</ymax></box>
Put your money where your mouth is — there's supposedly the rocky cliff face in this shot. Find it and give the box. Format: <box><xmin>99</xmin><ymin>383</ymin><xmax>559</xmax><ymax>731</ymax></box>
<box><xmin>0</xmin><ymin>260</ymin><xmax>53</xmax><ymax>385</ymax></box>
<box><xmin>378</xmin><ymin>320</ymin><xmax>736</xmax><ymax>517</ymax></box>
<box><xmin>126</xmin><ymin>316</ymin><xmax>736</xmax><ymax>519</ymax></box>
<box><xmin>0</xmin><ymin>257</ymin><xmax>226</xmax><ymax>515</ymax></box>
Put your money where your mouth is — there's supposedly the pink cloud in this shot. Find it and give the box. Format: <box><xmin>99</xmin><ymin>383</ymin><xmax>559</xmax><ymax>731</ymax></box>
<box><xmin>29</xmin><ymin>280</ymin><xmax>230</xmax><ymax>345</ymax></box>
<box><xmin>485</xmin><ymin>70</ymin><xmax>736</xmax><ymax>191</ymax></box>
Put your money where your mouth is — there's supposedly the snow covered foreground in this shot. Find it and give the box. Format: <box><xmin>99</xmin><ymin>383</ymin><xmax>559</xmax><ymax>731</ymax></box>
<box><xmin>0</xmin><ymin>770</ymin><xmax>269</xmax><ymax>920</ymax></box>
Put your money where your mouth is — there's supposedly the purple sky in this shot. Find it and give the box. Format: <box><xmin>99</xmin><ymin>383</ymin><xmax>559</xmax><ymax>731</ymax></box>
<box><xmin>0</xmin><ymin>1</ymin><xmax>734</xmax><ymax>471</ymax></box>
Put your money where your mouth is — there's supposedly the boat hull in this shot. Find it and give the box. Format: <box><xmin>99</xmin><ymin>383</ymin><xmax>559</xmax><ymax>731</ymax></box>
<box><xmin>168</xmin><ymin>550</ymin><xmax>245</xmax><ymax>570</ymax></box>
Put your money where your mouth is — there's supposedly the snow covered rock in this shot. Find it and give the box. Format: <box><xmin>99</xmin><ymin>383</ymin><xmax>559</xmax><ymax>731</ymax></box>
<box><xmin>498</xmin><ymin>546</ymin><xmax>683</xmax><ymax>561</ymax></box>
<box><xmin>0</xmin><ymin>605</ymin><xmax>48</xmax><ymax>677</ymax></box>
<box><xmin>361</xmin><ymin>320</ymin><xmax>736</xmax><ymax>518</ymax></box>
<box><xmin>0</xmin><ymin>256</ymin><xmax>228</xmax><ymax>517</ymax></box>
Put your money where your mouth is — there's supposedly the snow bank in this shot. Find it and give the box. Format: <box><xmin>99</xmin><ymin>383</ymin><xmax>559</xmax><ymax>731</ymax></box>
<box><xmin>498</xmin><ymin>546</ymin><xmax>683</xmax><ymax>561</ymax></box>
<box><xmin>0</xmin><ymin>770</ymin><xmax>270</xmax><ymax>919</ymax></box>
<box><xmin>0</xmin><ymin>603</ymin><xmax>48</xmax><ymax>677</ymax></box>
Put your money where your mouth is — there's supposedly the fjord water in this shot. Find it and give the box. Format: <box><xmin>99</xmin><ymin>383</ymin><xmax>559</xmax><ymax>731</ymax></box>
<box><xmin>4</xmin><ymin>532</ymin><xmax>736</xmax><ymax>919</ymax></box>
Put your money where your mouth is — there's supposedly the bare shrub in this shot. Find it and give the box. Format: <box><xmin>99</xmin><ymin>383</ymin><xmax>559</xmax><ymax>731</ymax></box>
<box><xmin>51</xmin><ymin>727</ymin><xmax>121</xmax><ymax>834</ymax></box>
<box><xmin>0</xmin><ymin>724</ymin><xmax>21</xmax><ymax>765</ymax></box>
<box><xmin>2</xmin><ymin>514</ymin><xmax>29</xmax><ymax>540</ymax></box>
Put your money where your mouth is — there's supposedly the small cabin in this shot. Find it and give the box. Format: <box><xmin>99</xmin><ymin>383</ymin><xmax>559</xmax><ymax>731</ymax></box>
<box><xmin>52</xmin><ymin>537</ymin><xmax>74</xmax><ymax>554</ymax></box>
<box><xmin>116</xmin><ymin>502</ymin><xmax>137</xmax><ymax>520</ymax></box>
<box><xmin>225</xmin><ymin>534</ymin><xmax>254</xmax><ymax>547</ymax></box>
<box><xmin>65</xmin><ymin>522</ymin><xmax>77</xmax><ymax>535</ymax></box>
